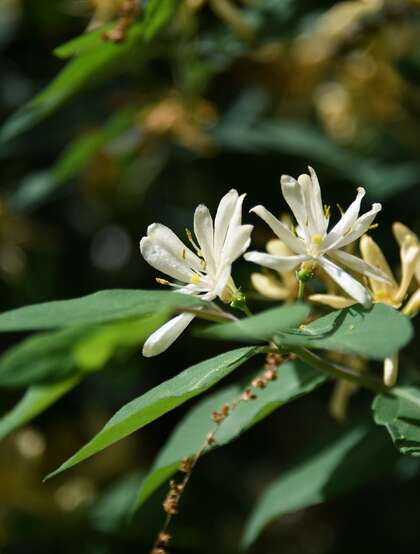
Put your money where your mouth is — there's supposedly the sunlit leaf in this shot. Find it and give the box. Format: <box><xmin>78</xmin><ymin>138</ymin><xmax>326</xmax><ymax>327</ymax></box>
<box><xmin>199</xmin><ymin>303</ymin><xmax>310</xmax><ymax>342</ymax></box>
<box><xmin>46</xmin><ymin>346</ymin><xmax>260</xmax><ymax>479</ymax></box>
<box><xmin>277</xmin><ymin>304</ymin><xmax>413</xmax><ymax>360</ymax></box>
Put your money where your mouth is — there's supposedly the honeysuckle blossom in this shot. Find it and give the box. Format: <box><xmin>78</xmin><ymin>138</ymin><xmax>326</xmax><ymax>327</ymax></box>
<box><xmin>310</xmin><ymin>223</ymin><xmax>420</xmax><ymax>386</ymax></box>
<box><xmin>140</xmin><ymin>190</ymin><xmax>253</xmax><ymax>357</ymax></box>
<box><xmin>244</xmin><ymin>166</ymin><xmax>389</xmax><ymax>306</ymax></box>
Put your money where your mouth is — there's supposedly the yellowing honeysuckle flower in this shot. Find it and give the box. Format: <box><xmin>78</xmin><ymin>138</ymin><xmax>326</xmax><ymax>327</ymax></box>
<box><xmin>245</xmin><ymin>166</ymin><xmax>389</xmax><ymax>306</ymax></box>
<box><xmin>250</xmin><ymin>239</ymin><xmax>298</xmax><ymax>301</ymax></box>
<box><xmin>310</xmin><ymin>223</ymin><xmax>420</xmax><ymax>386</ymax></box>
<box><xmin>140</xmin><ymin>189</ymin><xmax>253</xmax><ymax>357</ymax></box>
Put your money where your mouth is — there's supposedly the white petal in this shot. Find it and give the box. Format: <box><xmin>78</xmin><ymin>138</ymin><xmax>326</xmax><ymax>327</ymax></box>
<box><xmin>214</xmin><ymin>264</ymin><xmax>232</xmax><ymax>299</ymax></box>
<box><xmin>142</xmin><ymin>312</ymin><xmax>195</xmax><ymax>357</ymax></box>
<box><xmin>214</xmin><ymin>189</ymin><xmax>239</xmax><ymax>254</ymax></box>
<box><xmin>403</xmin><ymin>287</ymin><xmax>420</xmax><ymax>316</ymax></box>
<box><xmin>307</xmin><ymin>166</ymin><xmax>327</xmax><ymax>235</ymax></box>
<box><xmin>223</xmin><ymin>193</ymin><xmax>248</xmax><ymax>259</ymax></box>
<box><xmin>330</xmin><ymin>249</ymin><xmax>392</xmax><ymax>283</ymax></box>
<box><xmin>147</xmin><ymin>223</ymin><xmax>201</xmax><ymax>272</ymax></box>
<box><xmin>250</xmin><ymin>205</ymin><xmax>306</xmax><ymax>254</ymax></box>
<box><xmin>323</xmin><ymin>187</ymin><xmax>365</xmax><ymax>250</ymax></box>
<box><xmin>318</xmin><ymin>256</ymin><xmax>371</xmax><ymax>307</ymax></box>
<box><xmin>326</xmin><ymin>203</ymin><xmax>382</xmax><ymax>251</ymax></box>
<box><xmin>280</xmin><ymin>175</ymin><xmax>308</xmax><ymax>236</ymax></box>
<box><xmin>244</xmin><ymin>251</ymin><xmax>310</xmax><ymax>271</ymax></box>
<box><xmin>383</xmin><ymin>353</ymin><xmax>399</xmax><ymax>387</ymax></box>
<box><xmin>221</xmin><ymin>224</ymin><xmax>253</xmax><ymax>265</ymax></box>
<box><xmin>194</xmin><ymin>204</ymin><xmax>216</xmax><ymax>274</ymax></box>
<box><xmin>392</xmin><ymin>222</ymin><xmax>418</xmax><ymax>248</ymax></box>
<box><xmin>140</xmin><ymin>237</ymin><xmax>193</xmax><ymax>283</ymax></box>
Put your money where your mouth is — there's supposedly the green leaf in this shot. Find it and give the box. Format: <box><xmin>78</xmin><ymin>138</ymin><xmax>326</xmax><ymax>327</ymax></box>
<box><xmin>199</xmin><ymin>303</ymin><xmax>310</xmax><ymax>342</ymax></box>
<box><xmin>277</xmin><ymin>304</ymin><xmax>413</xmax><ymax>360</ymax></box>
<box><xmin>46</xmin><ymin>346</ymin><xmax>260</xmax><ymax>480</ymax></box>
<box><xmin>0</xmin><ymin>313</ymin><xmax>165</xmax><ymax>387</ymax></box>
<box><xmin>0</xmin><ymin>289</ymin><xmax>206</xmax><ymax>332</ymax></box>
<box><xmin>0</xmin><ymin>376</ymin><xmax>81</xmax><ymax>441</ymax></box>
<box><xmin>134</xmin><ymin>360</ymin><xmax>326</xmax><ymax>512</ymax></box>
<box><xmin>0</xmin><ymin>327</ymin><xmax>84</xmax><ymax>387</ymax></box>
<box><xmin>10</xmin><ymin>108</ymin><xmax>135</xmax><ymax>211</ymax></box>
<box><xmin>373</xmin><ymin>386</ymin><xmax>420</xmax><ymax>456</ymax></box>
<box><xmin>0</xmin><ymin>0</ymin><xmax>177</xmax><ymax>142</ymax></box>
<box><xmin>241</xmin><ymin>422</ymin><xmax>395</xmax><ymax>549</ymax></box>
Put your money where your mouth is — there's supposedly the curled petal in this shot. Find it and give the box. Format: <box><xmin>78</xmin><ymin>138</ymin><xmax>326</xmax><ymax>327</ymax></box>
<box><xmin>281</xmin><ymin>175</ymin><xmax>308</xmax><ymax>237</ymax></box>
<box><xmin>142</xmin><ymin>312</ymin><xmax>195</xmax><ymax>357</ymax></box>
<box><xmin>244</xmin><ymin>251</ymin><xmax>310</xmax><ymax>271</ymax></box>
<box><xmin>146</xmin><ymin>223</ymin><xmax>201</xmax><ymax>272</ymax></box>
<box><xmin>308</xmin><ymin>293</ymin><xmax>356</xmax><ymax>310</ymax></box>
<box><xmin>251</xmin><ymin>273</ymin><xmax>291</xmax><ymax>300</ymax></box>
<box><xmin>403</xmin><ymin>287</ymin><xmax>420</xmax><ymax>316</ymax></box>
<box><xmin>140</xmin><ymin>237</ymin><xmax>194</xmax><ymax>283</ymax></box>
<box><xmin>392</xmin><ymin>222</ymin><xmax>418</xmax><ymax>248</ymax></box>
<box><xmin>194</xmin><ymin>204</ymin><xmax>216</xmax><ymax>274</ymax></box>
<box><xmin>383</xmin><ymin>353</ymin><xmax>399</xmax><ymax>387</ymax></box>
<box><xmin>326</xmin><ymin>203</ymin><xmax>382</xmax><ymax>251</ymax></box>
<box><xmin>318</xmin><ymin>256</ymin><xmax>371</xmax><ymax>307</ymax></box>
<box><xmin>214</xmin><ymin>189</ymin><xmax>239</xmax><ymax>254</ymax></box>
<box><xmin>250</xmin><ymin>205</ymin><xmax>305</xmax><ymax>254</ymax></box>
<box><xmin>323</xmin><ymin>188</ymin><xmax>366</xmax><ymax>250</ymax></box>
<box><xmin>330</xmin><ymin>249</ymin><xmax>393</xmax><ymax>283</ymax></box>
<box><xmin>394</xmin><ymin>240</ymin><xmax>420</xmax><ymax>303</ymax></box>
<box><xmin>221</xmin><ymin>224</ymin><xmax>253</xmax><ymax>265</ymax></box>
<box><xmin>359</xmin><ymin>235</ymin><xmax>396</xmax><ymax>296</ymax></box>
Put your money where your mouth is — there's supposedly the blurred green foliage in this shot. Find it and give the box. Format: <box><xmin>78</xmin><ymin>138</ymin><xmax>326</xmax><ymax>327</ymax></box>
<box><xmin>1</xmin><ymin>1</ymin><xmax>420</xmax><ymax>553</ymax></box>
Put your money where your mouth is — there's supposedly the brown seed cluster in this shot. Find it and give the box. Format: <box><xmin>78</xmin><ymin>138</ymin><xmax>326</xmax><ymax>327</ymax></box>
<box><xmin>163</xmin><ymin>480</ymin><xmax>184</xmax><ymax>515</ymax></box>
<box><xmin>211</xmin><ymin>403</ymin><xmax>230</xmax><ymax>422</ymax></box>
<box><xmin>151</xmin><ymin>349</ymin><xmax>289</xmax><ymax>553</ymax></box>
<box><xmin>102</xmin><ymin>0</ymin><xmax>140</xmax><ymax>43</ymax></box>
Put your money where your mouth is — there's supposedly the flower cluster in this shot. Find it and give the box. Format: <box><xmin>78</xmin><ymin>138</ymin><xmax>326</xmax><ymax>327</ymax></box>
<box><xmin>140</xmin><ymin>167</ymin><xmax>417</xmax><ymax>373</ymax></box>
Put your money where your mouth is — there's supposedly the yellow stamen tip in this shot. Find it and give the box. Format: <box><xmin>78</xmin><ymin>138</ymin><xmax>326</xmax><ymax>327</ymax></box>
<box><xmin>191</xmin><ymin>274</ymin><xmax>201</xmax><ymax>285</ymax></box>
<box><xmin>311</xmin><ymin>234</ymin><xmax>323</xmax><ymax>245</ymax></box>
<box><xmin>185</xmin><ymin>228</ymin><xmax>193</xmax><ymax>242</ymax></box>
<box><xmin>336</xmin><ymin>203</ymin><xmax>344</xmax><ymax>217</ymax></box>
<box><xmin>181</xmin><ymin>248</ymin><xmax>186</xmax><ymax>260</ymax></box>
<box><xmin>156</xmin><ymin>278</ymin><xmax>170</xmax><ymax>286</ymax></box>
<box><xmin>369</xmin><ymin>223</ymin><xmax>379</xmax><ymax>230</ymax></box>
<box><xmin>323</xmin><ymin>204</ymin><xmax>331</xmax><ymax>218</ymax></box>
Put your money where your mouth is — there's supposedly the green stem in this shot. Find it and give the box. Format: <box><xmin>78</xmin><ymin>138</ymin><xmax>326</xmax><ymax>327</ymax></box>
<box><xmin>290</xmin><ymin>346</ymin><xmax>386</xmax><ymax>393</ymax></box>
<box><xmin>298</xmin><ymin>280</ymin><xmax>305</xmax><ymax>301</ymax></box>
<box><xmin>241</xmin><ymin>304</ymin><xmax>253</xmax><ymax>317</ymax></box>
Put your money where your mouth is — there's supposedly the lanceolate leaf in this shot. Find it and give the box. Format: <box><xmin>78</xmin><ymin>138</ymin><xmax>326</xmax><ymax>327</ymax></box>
<box><xmin>241</xmin><ymin>422</ymin><xmax>396</xmax><ymax>549</ymax></box>
<box><xmin>46</xmin><ymin>347</ymin><xmax>260</xmax><ymax>480</ymax></box>
<box><xmin>0</xmin><ymin>313</ymin><xmax>164</xmax><ymax>387</ymax></box>
<box><xmin>199</xmin><ymin>303</ymin><xmax>310</xmax><ymax>342</ymax></box>
<box><xmin>134</xmin><ymin>360</ymin><xmax>326</xmax><ymax>512</ymax></box>
<box><xmin>277</xmin><ymin>304</ymin><xmax>413</xmax><ymax>360</ymax></box>
<box><xmin>0</xmin><ymin>376</ymin><xmax>81</xmax><ymax>441</ymax></box>
<box><xmin>373</xmin><ymin>386</ymin><xmax>420</xmax><ymax>456</ymax></box>
<box><xmin>0</xmin><ymin>290</ymin><xmax>206</xmax><ymax>332</ymax></box>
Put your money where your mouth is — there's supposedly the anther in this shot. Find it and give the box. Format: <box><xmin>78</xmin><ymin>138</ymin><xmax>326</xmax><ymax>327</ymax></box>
<box><xmin>156</xmin><ymin>278</ymin><xmax>170</xmax><ymax>286</ymax></box>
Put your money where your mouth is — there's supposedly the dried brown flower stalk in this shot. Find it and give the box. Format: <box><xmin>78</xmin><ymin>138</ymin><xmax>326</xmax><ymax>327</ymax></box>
<box><xmin>149</xmin><ymin>350</ymin><xmax>291</xmax><ymax>553</ymax></box>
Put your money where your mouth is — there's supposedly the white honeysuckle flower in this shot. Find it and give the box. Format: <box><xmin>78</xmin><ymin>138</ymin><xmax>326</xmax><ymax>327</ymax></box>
<box><xmin>245</xmin><ymin>166</ymin><xmax>390</xmax><ymax>306</ymax></box>
<box><xmin>140</xmin><ymin>189</ymin><xmax>253</xmax><ymax>357</ymax></box>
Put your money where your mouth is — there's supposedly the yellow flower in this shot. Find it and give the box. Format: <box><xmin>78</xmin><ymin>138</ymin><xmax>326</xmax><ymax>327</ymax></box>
<box><xmin>310</xmin><ymin>222</ymin><xmax>420</xmax><ymax>387</ymax></box>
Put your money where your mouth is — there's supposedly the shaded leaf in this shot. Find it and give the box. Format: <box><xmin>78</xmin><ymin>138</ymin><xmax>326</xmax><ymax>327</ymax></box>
<box><xmin>277</xmin><ymin>304</ymin><xmax>413</xmax><ymax>360</ymax></box>
<box><xmin>241</xmin><ymin>422</ymin><xmax>395</xmax><ymax>549</ymax></box>
<box><xmin>0</xmin><ymin>0</ymin><xmax>176</xmax><ymax>142</ymax></box>
<box><xmin>134</xmin><ymin>360</ymin><xmax>326</xmax><ymax>511</ymax></box>
<box><xmin>0</xmin><ymin>376</ymin><xmax>81</xmax><ymax>441</ymax></box>
<box><xmin>0</xmin><ymin>290</ymin><xmax>206</xmax><ymax>332</ymax></box>
<box><xmin>373</xmin><ymin>386</ymin><xmax>420</xmax><ymax>456</ymax></box>
<box><xmin>46</xmin><ymin>346</ymin><xmax>260</xmax><ymax>479</ymax></box>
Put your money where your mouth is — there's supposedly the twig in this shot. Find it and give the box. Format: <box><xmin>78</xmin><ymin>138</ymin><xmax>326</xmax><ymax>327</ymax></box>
<box><xmin>150</xmin><ymin>351</ymin><xmax>290</xmax><ymax>554</ymax></box>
